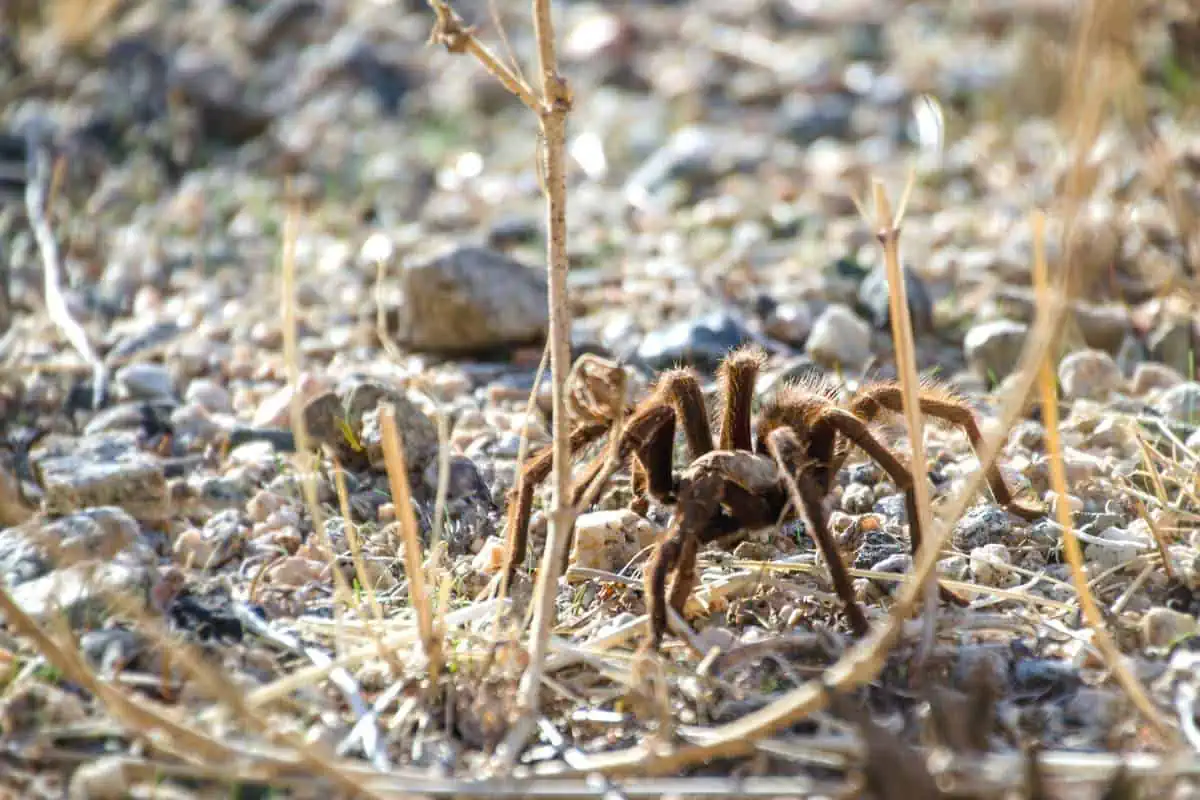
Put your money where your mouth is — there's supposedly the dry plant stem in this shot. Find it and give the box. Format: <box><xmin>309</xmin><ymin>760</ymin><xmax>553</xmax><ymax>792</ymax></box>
<box><xmin>24</xmin><ymin>133</ymin><xmax>107</xmax><ymax>408</ymax></box>
<box><xmin>280</xmin><ymin>201</ymin><xmax>354</xmax><ymax>645</ymax></box>
<box><xmin>332</xmin><ymin>453</ymin><xmax>393</xmax><ymax>640</ymax></box>
<box><xmin>425</xmin><ymin>9</ymin><xmax>572</xmax><ymax>745</ymax></box>
<box><xmin>379</xmin><ymin>405</ymin><xmax>442</xmax><ymax>679</ymax></box>
<box><xmin>521</xmin><ymin>0</ymin><xmax>575</xmax><ymax>685</ymax></box>
<box><xmin>872</xmin><ymin>177</ymin><xmax>939</xmax><ymax>659</ymax></box>
<box><xmin>1030</xmin><ymin>210</ymin><xmax>1178</xmax><ymax>744</ymax></box>
<box><xmin>428</xmin><ymin>1</ymin><xmax>538</xmax><ymax>111</ymax></box>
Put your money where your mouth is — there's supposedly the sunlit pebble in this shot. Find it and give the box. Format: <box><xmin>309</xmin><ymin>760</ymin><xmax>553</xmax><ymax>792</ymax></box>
<box><xmin>360</xmin><ymin>232</ymin><xmax>394</xmax><ymax>265</ymax></box>
<box><xmin>484</xmin><ymin>409</ymin><xmax>514</xmax><ymax>432</ymax></box>
<box><xmin>172</xmin><ymin>528</ymin><xmax>215</xmax><ymax>567</ymax></box>
<box><xmin>267</xmin><ymin>556</ymin><xmax>324</xmax><ymax>588</ymax></box>
<box><xmin>133</xmin><ymin>285</ymin><xmax>163</xmax><ymax>316</ymax></box>
<box><xmin>565</xmin><ymin>12</ymin><xmax>624</xmax><ymax>59</ymax></box>
<box><xmin>843</xmin><ymin>62</ymin><xmax>876</xmax><ymax>95</ymax></box>
<box><xmin>457</xmin><ymin>151</ymin><xmax>484</xmax><ymax>179</ymax></box>
<box><xmin>472</xmin><ymin>537</ymin><xmax>506</xmax><ymax>575</ymax></box>
<box><xmin>570</xmin><ymin>131</ymin><xmax>608</xmax><ymax>181</ymax></box>
<box><xmin>317</xmin><ymin>240</ymin><xmax>353</xmax><ymax>275</ymax></box>
<box><xmin>259</xmin><ymin>526</ymin><xmax>302</xmax><ymax>554</ymax></box>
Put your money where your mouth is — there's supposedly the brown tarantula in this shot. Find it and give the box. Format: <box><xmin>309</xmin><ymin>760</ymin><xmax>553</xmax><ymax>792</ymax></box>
<box><xmin>501</xmin><ymin>346</ymin><xmax>1043</xmax><ymax>650</ymax></box>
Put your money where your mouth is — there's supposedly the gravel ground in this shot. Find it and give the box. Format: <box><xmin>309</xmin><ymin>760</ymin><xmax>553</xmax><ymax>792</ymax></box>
<box><xmin>1</xmin><ymin>0</ymin><xmax>1200</xmax><ymax>797</ymax></box>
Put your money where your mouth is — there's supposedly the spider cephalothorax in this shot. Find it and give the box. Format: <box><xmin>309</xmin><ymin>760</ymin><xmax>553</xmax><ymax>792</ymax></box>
<box><xmin>501</xmin><ymin>346</ymin><xmax>1043</xmax><ymax>650</ymax></box>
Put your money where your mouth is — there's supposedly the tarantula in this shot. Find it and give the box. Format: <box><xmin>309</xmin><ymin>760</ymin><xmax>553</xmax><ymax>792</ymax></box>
<box><xmin>501</xmin><ymin>346</ymin><xmax>1043</xmax><ymax>649</ymax></box>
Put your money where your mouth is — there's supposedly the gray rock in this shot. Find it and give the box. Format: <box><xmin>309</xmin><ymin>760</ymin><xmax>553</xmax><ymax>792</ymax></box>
<box><xmin>636</xmin><ymin>309</ymin><xmax>754</xmax><ymax>371</ymax></box>
<box><xmin>115</xmin><ymin>363</ymin><xmax>176</xmax><ymax>401</ymax></box>
<box><xmin>360</xmin><ymin>399</ymin><xmax>439</xmax><ymax>477</ymax></box>
<box><xmin>763</xmin><ymin>302</ymin><xmax>813</xmax><ymax>346</ymax></box>
<box><xmin>1057</xmin><ymin>349</ymin><xmax>1123</xmax><ymax>400</ymax></box>
<box><xmin>423</xmin><ymin>455</ymin><xmax>492</xmax><ymax>506</ymax></box>
<box><xmin>1131</xmin><ymin>363</ymin><xmax>1184</xmax><ymax>395</ymax></box>
<box><xmin>1072</xmin><ymin>303</ymin><xmax>1131</xmax><ymax>353</ymax></box>
<box><xmin>185</xmin><ymin>379</ymin><xmax>232</xmax><ymax>413</ymax></box>
<box><xmin>106</xmin><ymin>321</ymin><xmax>183</xmax><ymax>363</ymax></box>
<box><xmin>624</xmin><ymin>126</ymin><xmax>719</xmax><ymax>212</ymax></box>
<box><xmin>842</xmin><ymin>483</ymin><xmax>875</xmax><ymax>513</ymax></box>
<box><xmin>856</xmin><ymin>265</ymin><xmax>934</xmax><ymax>337</ymax></box>
<box><xmin>1148</xmin><ymin>318</ymin><xmax>1195</xmax><ymax>376</ymax></box>
<box><xmin>84</xmin><ymin>402</ymin><xmax>173</xmax><ymax>437</ymax></box>
<box><xmin>246</xmin><ymin>0</ymin><xmax>323</xmax><ymax>54</ymax></box>
<box><xmin>1155</xmin><ymin>382</ymin><xmax>1200</xmax><ymax>424</ymax></box>
<box><xmin>10</xmin><ymin>561</ymin><xmax>153</xmax><ymax>625</ymax></box>
<box><xmin>33</xmin><ymin>433</ymin><xmax>168</xmax><ymax>523</ymax></box>
<box><xmin>806</xmin><ymin>304</ymin><xmax>871</xmax><ymax>369</ymax></box>
<box><xmin>870</xmin><ymin>552</ymin><xmax>912</xmax><ymax>576</ymax></box>
<box><xmin>80</xmin><ymin>628</ymin><xmax>150</xmax><ymax>673</ymax></box>
<box><xmin>964</xmin><ymin>319</ymin><xmax>1029</xmax><ymax>383</ymax></box>
<box><xmin>776</xmin><ymin>93</ymin><xmax>855</xmax><ymax>144</ymax></box>
<box><xmin>0</xmin><ymin>532</ymin><xmax>50</xmax><ymax>586</ymax></box>
<box><xmin>391</xmin><ymin>245</ymin><xmax>548</xmax><ymax>354</ymax></box>
<box><xmin>873</xmin><ymin>493</ymin><xmax>908</xmax><ymax>522</ymax></box>
<box><xmin>953</xmin><ymin>504</ymin><xmax>1012</xmax><ymax>551</ymax></box>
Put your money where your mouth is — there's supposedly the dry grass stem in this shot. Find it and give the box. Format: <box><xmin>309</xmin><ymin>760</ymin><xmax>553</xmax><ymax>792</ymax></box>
<box><xmin>425</xmin><ymin>0</ymin><xmax>576</xmax><ymax>763</ymax></box>
<box><xmin>24</xmin><ymin>130</ymin><xmax>107</xmax><ymax>408</ymax></box>
<box><xmin>1030</xmin><ymin>209</ymin><xmax>1178</xmax><ymax>745</ymax></box>
<box><xmin>379</xmin><ymin>405</ymin><xmax>443</xmax><ymax>680</ymax></box>
<box><xmin>870</xmin><ymin>175</ymin><xmax>939</xmax><ymax>658</ymax></box>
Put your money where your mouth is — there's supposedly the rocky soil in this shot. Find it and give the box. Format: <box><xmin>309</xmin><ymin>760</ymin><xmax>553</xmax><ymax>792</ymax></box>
<box><xmin>1</xmin><ymin>0</ymin><xmax>1199</xmax><ymax>797</ymax></box>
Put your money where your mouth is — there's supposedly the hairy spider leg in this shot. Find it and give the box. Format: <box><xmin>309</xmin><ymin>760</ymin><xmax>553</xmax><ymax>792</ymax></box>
<box><xmin>630</xmin><ymin>368</ymin><xmax>714</xmax><ymax>508</ymax></box>
<box><xmin>817</xmin><ymin>407</ymin><xmax>968</xmax><ymax>606</ymax></box>
<box><xmin>642</xmin><ymin>468</ymin><xmax>725</xmax><ymax>649</ymax></box>
<box><xmin>642</xmin><ymin>467</ymin><xmax>784</xmax><ymax>648</ymax></box>
<box><xmin>502</xmin><ymin>404</ymin><xmax>678</xmax><ymax>595</ymax></box>
<box><xmin>850</xmin><ymin>383</ymin><xmax>1043</xmax><ymax>520</ymax></box>
<box><xmin>766</xmin><ymin>427</ymin><xmax>870</xmax><ymax>636</ymax></box>
<box><xmin>717</xmin><ymin>344</ymin><xmax>767</xmax><ymax>451</ymax></box>
<box><xmin>502</xmin><ymin>420</ymin><xmax>611</xmax><ymax>595</ymax></box>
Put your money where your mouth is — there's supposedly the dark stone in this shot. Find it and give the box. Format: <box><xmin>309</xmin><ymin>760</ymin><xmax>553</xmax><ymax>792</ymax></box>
<box><xmin>857</xmin><ymin>264</ymin><xmax>934</xmax><ymax>337</ymax></box>
<box><xmin>872</xmin><ymin>493</ymin><xmax>908</xmax><ymax>522</ymax></box>
<box><xmin>776</xmin><ymin>93</ymin><xmax>855</xmax><ymax>144</ymax></box>
<box><xmin>636</xmin><ymin>309</ymin><xmax>756</xmax><ymax>372</ymax></box>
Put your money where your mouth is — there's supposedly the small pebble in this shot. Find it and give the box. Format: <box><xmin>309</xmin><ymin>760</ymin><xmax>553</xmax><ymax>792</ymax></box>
<box><xmin>266</xmin><ymin>556</ymin><xmax>324</xmax><ymax>588</ymax></box>
<box><xmin>969</xmin><ymin>543</ymin><xmax>1014</xmax><ymax>587</ymax></box>
<box><xmin>964</xmin><ymin>319</ymin><xmax>1028</xmax><ymax>382</ymax></box>
<box><xmin>1043</xmin><ymin>491</ymin><xmax>1082</xmax><ymax>517</ymax></box>
<box><xmin>116</xmin><ymin>363</ymin><xmax>176</xmax><ymax>401</ymax></box>
<box><xmin>1057</xmin><ymin>349</ymin><xmax>1123</xmax><ymax>400</ymax></box>
<box><xmin>247</xmin><ymin>489</ymin><xmax>287</xmax><ymax>523</ymax></box>
<box><xmin>841</xmin><ymin>483</ymin><xmax>875</xmax><ymax>513</ymax></box>
<box><xmin>806</xmin><ymin>304</ymin><xmax>871</xmax><ymax>369</ymax></box>
<box><xmin>953</xmin><ymin>505</ymin><xmax>1012</xmax><ymax>551</ymax></box>
<box><xmin>1130</xmin><ymin>363</ymin><xmax>1184</xmax><ymax>395</ymax></box>
<box><xmin>472</xmin><ymin>536</ymin><xmax>506</xmax><ymax>575</ymax></box>
<box><xmin>1083</xmin><ymin>526</ymin><xmax>1150</xmax><ymax>570</ymax></box>
<box><xmin>1155</xmin><ymin>382</ymin><xmax>1200</xmax><ymax>424</ymax></box>
<box><xmin>1140</xmin><ymin>607</ymin><xmax>1197</xmax><ymax>649</ymax></box>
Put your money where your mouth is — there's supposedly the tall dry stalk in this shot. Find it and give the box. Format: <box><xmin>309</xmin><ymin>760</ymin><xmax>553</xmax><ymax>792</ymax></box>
<box><xmin>1030</xmin><ymin>210</ymin><xmax>1177</xmax><ymax>743</ymax></box>
<box><xmin>426</xmin><ymin>0</ymin><xmax>574</xmax><ymax>761</ymax></box>
<box><xmin>870</xmin><ymin>175</ymin><xmax>939</xmax><ymax>658</ymax></box>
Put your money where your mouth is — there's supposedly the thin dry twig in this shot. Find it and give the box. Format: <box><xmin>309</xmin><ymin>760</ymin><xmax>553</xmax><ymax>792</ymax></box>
<box><xmin>23</xmin><ymin>129</ymin><xmax>107</xmax><ymax>409</ymax></box>
<box><xmin>425</xmin><ymin>0</ymin><xmax>575</xmax><ymax>767</ymax></box>
<box><xmin>1030</xmin><ymin>209</ymin><xmax>1178</xmax><ymax>744</ymax></box>
<box><xmin>870</xmin><ymin>173</ymin><xmax>939</xmax><ymax>663</ymax></box>
<box><xmin>379</xmin><ymin>405</ymin><xmax>443</xmax><ymax>681</ymax></box>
